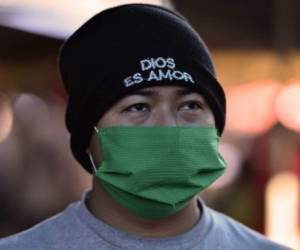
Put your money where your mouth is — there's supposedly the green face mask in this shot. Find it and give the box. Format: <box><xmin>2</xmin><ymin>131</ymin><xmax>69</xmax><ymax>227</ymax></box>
<box><xmin>91</xmin><ymin>126</ymin><xmax>226</xmax><ymax>219</ymax></box>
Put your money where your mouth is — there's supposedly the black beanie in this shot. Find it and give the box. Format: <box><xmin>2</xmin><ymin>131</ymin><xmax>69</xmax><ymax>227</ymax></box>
<box><xmin>59</xmin><ymin>4</ymin><xmax>226</xmax><ymax>173</ymax></box>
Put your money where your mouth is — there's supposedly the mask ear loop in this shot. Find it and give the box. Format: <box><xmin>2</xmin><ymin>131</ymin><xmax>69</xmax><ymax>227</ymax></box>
<box><xmin>88</xmin><ymin>153</ymin><xmax>97</xmax><ymax>174</ymax></box>
<box><xmin>88</xmin><ymin>126</ymin><xmax>100</xmax><ymax>174</ymax></box>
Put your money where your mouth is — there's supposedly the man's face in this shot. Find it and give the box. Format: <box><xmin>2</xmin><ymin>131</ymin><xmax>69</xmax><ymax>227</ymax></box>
<box><xmin>88</xmin><ymin>85</ymin><xmax>215</xmax><ymax>163</ymax></box>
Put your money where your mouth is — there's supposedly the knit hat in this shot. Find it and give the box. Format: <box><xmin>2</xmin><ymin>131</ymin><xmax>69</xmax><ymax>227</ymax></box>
<box><xmin>59</xmin><ymin>3</ymin><xmax>226</xmax><ymax>173</ymax></box>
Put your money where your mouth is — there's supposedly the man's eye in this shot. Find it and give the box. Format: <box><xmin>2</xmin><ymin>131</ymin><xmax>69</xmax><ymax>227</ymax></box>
<box><xmin>179</xmin><ymin>101</ymin><xmax>203</xmax><ymax>111</ymax></box>
<box><xmin>124</xmin><ymin>103</ymin><xmax>149</xmax><ymax>112</ymax></box>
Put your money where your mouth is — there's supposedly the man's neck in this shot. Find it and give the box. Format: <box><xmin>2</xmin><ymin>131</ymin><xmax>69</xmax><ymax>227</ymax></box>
<box><xmin>86</xmin><ymin>178</ymin><xmax>201</xmax><ymax>238</ymax></box>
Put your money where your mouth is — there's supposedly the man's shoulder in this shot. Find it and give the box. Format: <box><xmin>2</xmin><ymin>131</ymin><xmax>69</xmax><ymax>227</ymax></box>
<box><xmin>206</xmin><ymin>207</ymin><xmax>290</xmax><ymax>250</ymax></box>
<box><xmin>0</xmin><ymin>202</ymin><xmax>79</xmax><ymax>250</ymax></box>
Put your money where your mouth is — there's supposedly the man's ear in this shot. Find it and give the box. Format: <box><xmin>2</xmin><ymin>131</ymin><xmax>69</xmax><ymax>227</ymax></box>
<box><xmin>86</xmin><ymin>144</ymin><xmax>99</xmax><ymax>174</ymax></box>
<box><xmin>86</xmin><ymin>147</ymin><xmax>91</xmax><ymax>154</ymax></box>
<box><xmin>88</xmin><ymin>150</ymin><xmax>98</xmax><ymax>174</ymax></box>
<box><xmin>86</xmin><ymin>132</ymin><xmax>103</xmax><ymax>171</ymax></box>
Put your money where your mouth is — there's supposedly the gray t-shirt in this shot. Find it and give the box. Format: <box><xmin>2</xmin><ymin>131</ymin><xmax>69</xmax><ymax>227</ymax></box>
<box><xmin>0</xmin><ymin>192</ymin><xmax>290</xmax><ymax>250</ymax></box>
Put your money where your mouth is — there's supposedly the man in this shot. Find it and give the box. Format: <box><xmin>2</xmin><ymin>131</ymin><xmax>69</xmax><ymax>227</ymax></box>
<box><xmin>0</xmin><ymin>3</ymin><xmax>290</xmax><ymax>250</ymax></box>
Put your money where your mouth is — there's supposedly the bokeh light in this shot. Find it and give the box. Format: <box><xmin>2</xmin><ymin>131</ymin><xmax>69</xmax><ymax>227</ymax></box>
<box><xmin>265</xmin><ymin>171</ymin><xmax>299</xmax><ymax>249</ymax></box>
<box><xmin>275</xmin><ymin>82</ymin><xmax>300</xmax><ymax>132</ymax></box>
<box><xmin>0</xmin><ymin>93</ymin><xmax>13</xmax><ymax>143</ymax></box>
<box><xmin>226</xmin><ymin>80</ymin><xmax>280</xmax><ymax>135</ymax></box>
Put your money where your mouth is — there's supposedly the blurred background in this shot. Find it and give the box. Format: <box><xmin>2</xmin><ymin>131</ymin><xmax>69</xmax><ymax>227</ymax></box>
<box><xmin>0</xmin><ymin>0</ymin><xmax>299</xmax><ymax>249</ymax></box>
